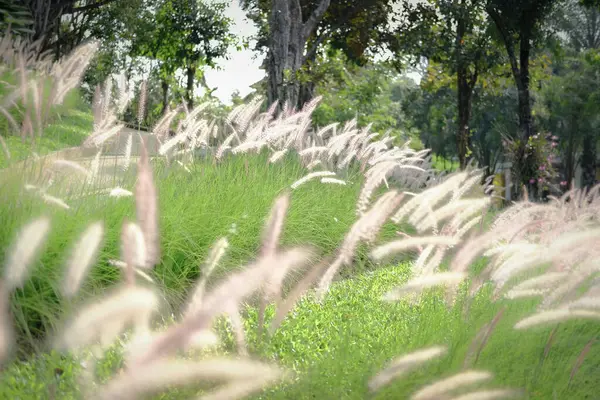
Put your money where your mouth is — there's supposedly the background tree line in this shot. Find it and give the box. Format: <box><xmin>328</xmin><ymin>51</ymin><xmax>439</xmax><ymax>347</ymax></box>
<box><xmin>3</xmin><ymin>0</ymin><xmax>600</xmax><ymax>199</ymax></box>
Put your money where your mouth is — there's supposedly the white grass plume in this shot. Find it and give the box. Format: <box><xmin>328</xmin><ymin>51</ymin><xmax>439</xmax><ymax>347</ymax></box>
<box><xmin>52</xmin><ymin>159</ymin><xmax>90</xmax><ymax>177</ymax></box>
<box><xmin>514</xmin><ymin>308</ymin><xmax>600</xmax><ymax>330</ymax></box>
<box><xmin>109</xmin><ymin>187</ymin><xmax>133</xmax><ymax>198</ymax></box>
<box><xmin>89</xmin><ymin>149</ymin><xmax>102</xmax><ymax>183</ymax></box>
<box><xmin>97</xmin><ymin>358</ymin><xmax>284</xmax><ymax>400</ymax></box>
<box><xmin>55</xmin><ymin>286</ymin><xmax>159</xmax><ymax>351</ymax></box>
<box><xmin>321</xmin><ymin>177</ymin><xmax>346</xmax><ymax>185</ymax></box>
<box><xmin>411</xmin><ymin>370</ymin><xmax>493</xmax><ymax>400</ymax></box>
<box><xmin>269</xmin><ymin>148</ymin><xmax>288</xmax><ymax>164</ymax></box>
<box><xmin>371</xmin><ymin>236</ymin><xmax>459</xmax><ymax>261</ymax></box>
<box><xmin>290</xmin><ymin>171</ymin><xmax>336</xmax><ymax>189</ymax></box>
<box><xmin>507</xmin><ymin>272</ymin><xmax>569</xmax><ymax>294</ymax></box>
<box><xmin>448</xmin><ymin>389</ymin><xmax>520</xmax><ymax>400</ymax></box>
<box><xmin>122</xmin><ymin>133</ymin><xmax>132</xmax><ymax>172</ymax></box>
<box><xmin>121</xmin><ymin>221</ymin><xmax>147</xmax><ymax>271</ymax></box>
<box><xmin>184</xmin><ymin>237</ymin><xmax>229</xmax><ymax>318</ymax></box>
<box><xmin>504</xmin><ymin>289</ymin><xmax>548</xmax><ymax>300</ymax></box>
<box><xmin>383</xmin><ymin>272</ymin><xmax>466</xmax><ymax>301</ymax></box>
<box><xmin>41</xmin><ymin>193</ymin><xmax>70</xmax><ymax>209</ymax></box>
<box><xmin>568</xmin><ymin>296</ymin><xmax>600</xmax><ymax>311</ymax></box>
<box><xmin>135</xmin><ymin>138</ymin><xmax>160</xmax><ymax>268</ymax></box>
<box><xmin>108</xmin><ymin>259</ymin><xmax>154</xmax><ymax>283</ymax></box>
<box><xmin>369</xmin><ymin>346</ymin><xmax>447</xmax><ymax>392</ymax></box>
<box><xmin>260</xmin><ymin>193</ymin><xmax>289</xmax><ymax>259</ymax></box>
<box><xmin>62</xmin><ymin>221</ymin><xmax>104</xmax><ymax>298</ymax></box>
<box><xmin>4</xmin><ymin>217</ymin><xmax>51</xmax><ymax>291</ymax></box>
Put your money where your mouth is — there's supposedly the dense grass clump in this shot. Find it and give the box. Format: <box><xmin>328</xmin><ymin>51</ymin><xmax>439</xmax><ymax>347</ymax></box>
<box><xmin>0</xmin><ymin>152</ymin><xmax>371</xmax><ymax>350</ymax></box>
<box><xmin>1</xmin><ymin>263</ymin><xmax>598</xmax><ymax>399</ymax></box>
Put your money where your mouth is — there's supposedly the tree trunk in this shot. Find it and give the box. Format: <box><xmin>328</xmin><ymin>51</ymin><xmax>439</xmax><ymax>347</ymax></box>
<box><xmin>455</xmin><ymin>2</ymin><xmax>476</xmax><ymax>171</ymax></box>
<box><xmin>510</xmin><ymin>32</ymin><xmax>535</xmax><ymax>198</ymax></box>
<box><xmin>517</xmin><ymin>32</ymin><xmax>533</xmax><ymax>141</ymax></box>
<box><xmin>185</xmin><ymin>66</ymin><xmax>195</xmax><ymax>110</ymax></box>
<box><xmin>487</xmin><ymin>6</ymin><xmax>535</xmax><ymax>199</ymax></box>
<box><xmin>268</xmin><ymin>0</ymin><xmax>330</xmax><ymax>114</ymax></box>
<box><xmin>161</xmin><ymin>79</ymin><xmax>169</xmax><ymax>115</ymax></box>
<box><xmin>456</xmin><ymin>72</ymin><xmax>473</xmax><ymax>170</ymax></box>
<box><xmin>565</xmin><ymin>131</ymin><xmax>576</xmax><ymax>186</ymax></box>
<box><xmin>298</xmin><ymin>81</ymin><xmax>316</xmax><ymax>110</ymax></box>
<box><xmin>581</xmin><ymin>132</ymin><xmax>597</xmax><ymax>189</ymax></box>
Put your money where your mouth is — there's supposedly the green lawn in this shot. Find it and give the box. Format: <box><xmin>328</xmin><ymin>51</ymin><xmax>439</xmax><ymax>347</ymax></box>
<box><xmin>1</xmin><ymin>262</ymin><xmax>597</xmax><ymax>399</ymax></box>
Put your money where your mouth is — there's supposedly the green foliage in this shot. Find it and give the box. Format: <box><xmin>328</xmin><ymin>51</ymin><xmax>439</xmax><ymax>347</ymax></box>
<box><xmin>1</xmin><ymin>263</ymin><xmax>599</xmax><ymax>399</ymax></box>
<box><xmin>131</xmin><ymin>0</ymin><xmax>236</xmax><ymax>77</ymax></box>
<box><xmin>535</xmin><ymin>47</ymin><xmax>600</xmax><ymax>185</ymax></box>
<box><xmin>0</xmin><ymin>0</ymin><xmax>34</xmax><ymax>36</ymax></box>
<box><xmin>309</xmin><ymin>51</ymin><xmax>423</xmax><ymax>149</ymax></box>
<box><xmin>240</xmin><ymin>0</ymin><xmax>398</xmax><ymax>64</ymax></box>
<box><xmin>0</xmin><ymin>109</ymin><xmax>93</xmax><ymax>169</ymax></box>
<box><xmin>0</xmin><ymin>150</ymin><xmax>364</xmax><ymax>350</ymax></box>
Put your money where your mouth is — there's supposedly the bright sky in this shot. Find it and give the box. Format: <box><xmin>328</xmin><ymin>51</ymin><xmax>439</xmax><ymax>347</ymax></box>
<box><xmin>203</xmin><ymin>2</ymin><xmax>265</xmax><ymax>105</ymax></box>
<box><xmin>204</xmin><ymin>1</ymin><xmax>422</xmax><ymax>105</ymax></box>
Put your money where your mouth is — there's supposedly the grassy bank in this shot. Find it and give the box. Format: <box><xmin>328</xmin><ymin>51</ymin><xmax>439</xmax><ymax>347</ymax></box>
<box><xmin>0</xmin><ymin>148</ymin><xmax>597</xmax><ymax>399</ymax></box>
<box><xmin>0</xmin><ymin>87</ymin><xmax>92</xmax><ymax>169</ymax></box>
<box><xmin>0</xmin><ymin>151</ymin><xmax>377</xmax><ymax>351</ymax></box>
<box><xmin>1</xmin><ymin>262</ymin><xmax>597</xmax><ymax>399</ymax></box>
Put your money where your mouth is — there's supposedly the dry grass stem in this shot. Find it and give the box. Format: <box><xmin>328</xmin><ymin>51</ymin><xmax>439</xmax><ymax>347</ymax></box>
<box><xmin>383</xmin><ymin>272</ymin><xmax>466</xmax><ymax>301</ymax></box>
<box><xmin>411</xmin><ymin>370</ymin><xmax>493</xmax><ymax>400</ymax></box>
<box><xmin>368</xmin><ymin>346</ymin><xmax>447</xmax><ymax>392</ymax></box>
<box><xmin>4</xmin><ymin>217</ymin><xmax>51</xmax><ymax>291</ymax></box>
<box><xmin>135</xmin><ymin>138</ymin><xmax>160</xmax><ymax>268</ymax></box>
<box><xmin>62</xmin><ymin>221</ymin><xmax>104</xmax><ymax>298</ymax></box>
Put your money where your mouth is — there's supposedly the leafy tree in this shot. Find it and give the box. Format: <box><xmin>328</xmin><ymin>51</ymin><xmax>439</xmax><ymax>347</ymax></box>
<box><xmin>19</xmin><ymin>0</ymin><xmax>128</xmax><ymax>58</ymax></box>
<box><xmin>131</xmin><ymin>0</ymin><xmax>236</xmax><ymax>110</ymax></box>
<box><xmin>309</xmin><ymin>51</ymin><xmax>423</xmax><ymax>148</ymax></box>
<box><xmin>390</xmin><ymin>0</ymin><xmax>499</xmax><ymax>169</ymax></box>
<box><xmin>240</xmin><ymin>0</ymin><xmax>399</xmax><ymax>111</ymax></box>
<box><xmin>486</xmin><ymin>0</ymin><xmax>562</xmax><ymax>193</ymax></box>
<box><xmin>537</xmin><ymin>50</ymin><xmax>600</xmax><ymax>189</ymax></box>
<box><xmin>550</xmin><ymin>0</ymin><xmax>600</xmax><ymax>188</ymax></box>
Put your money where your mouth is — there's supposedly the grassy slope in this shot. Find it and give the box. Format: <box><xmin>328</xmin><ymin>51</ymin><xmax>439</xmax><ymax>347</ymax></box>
<box><xmin>0</xmin><ymin>82</ymin><xmax>92</xmax><ymax>169</ymax></box>
<box><xmin>1</xmin><ymin>263</ymin><xmax>597</xmax><ymax>399</ymax></box>
<box><xmin>0</xmin><ymin>152</ymin><xmax>370</xmax><ymax>349</ymax></box>
<box><xmin>0</xmin><ymin>102</ymin><xmax>597</xmax><ymax>399</ymax></box>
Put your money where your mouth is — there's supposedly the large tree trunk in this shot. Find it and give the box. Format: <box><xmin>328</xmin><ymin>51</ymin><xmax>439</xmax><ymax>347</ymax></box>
<box><xmin>298</xmin><ymin>81</ymin><xmax>316</xmax><ymax>110</ymax></box>
<box><xmin>487</xmin><ymin>7</ymin><xmax>535</xmax><ymax>199</ymax></box>
<box><xmin>517</xmin><ymin>32</ymin><xmax>533</xmax><ymax>141</ymax></box>
<box><xmin>268</xmin><ymin>0</ymin><xmax>330</xmax><ymax>113</ymax></box>
<box><xmin>161</xmin><ymin>79</ymin><xmax>169</xmax><ymax>115</ymax></box>
<box><xmin>455</xmin><ymin>4</ymin><xmax>477</xmax><ymax>171</ymax></box>
<box><xmin>581</xmin><ymin>132</ymin><xmax>597</xmax><ymax>189</ymax></box>
<box><xmin>510</xmin><ymin>32</ymin><xmax>535</xmax><ymax>197</ymax></box>
<box><xmin>185</xmin><ymin>66</ymin><xmax>195</xmax><ymax>110</ymax></box>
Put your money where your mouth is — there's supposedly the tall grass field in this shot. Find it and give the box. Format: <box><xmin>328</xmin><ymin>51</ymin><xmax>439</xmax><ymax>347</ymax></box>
<box><xmin>0</xmin><ymin>35</ymin><xmax>598</xmax><ymax>400</ymax></box>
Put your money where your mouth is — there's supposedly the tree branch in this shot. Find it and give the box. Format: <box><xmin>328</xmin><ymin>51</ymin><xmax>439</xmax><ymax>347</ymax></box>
<box><xmin>486</xmin><ymin>5</ymin><xmax>521</xmax><ymax>89</ymax></box>
<box><xmin>302</xmin><ymin>31</ymin><xmax>330</xmax><ymax>64</ymax></box>
<box><xmin>63</xmin><ymin>0</ymin><xmax>118</xmax><ymax>15</ymax></box>
<box><xmin>302</xmin><ymin>0</ymin><xmax>331</xmax><ymax>41</ymax></box>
